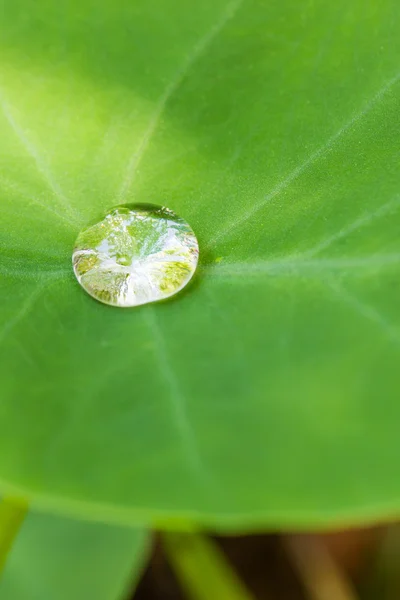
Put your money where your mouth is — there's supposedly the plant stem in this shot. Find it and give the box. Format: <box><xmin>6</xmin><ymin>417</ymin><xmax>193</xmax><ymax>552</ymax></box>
<box><xmin>163</xmin><ymin>532</ymin><xmax>256</xmax><ymax>600</ymax></box>
<box><xmin>0</xmin><ymin>496</ymin><xmax>28</xmax><ymax>575</ymax></box>
<box><xmin>284</xmin><ymin>534</ymin><xmax>359</xmax><ymax>600</ymax></box>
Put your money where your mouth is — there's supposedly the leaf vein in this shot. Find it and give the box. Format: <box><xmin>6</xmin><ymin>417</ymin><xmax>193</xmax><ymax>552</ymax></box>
<box><xmin>0</xmin><ymin>90</ymin><xmax>81</xmax><ymax>224</ymax></box>
<box><xmin>117</xmin><ymin>0</ymin><xmax>244</xmax><ymax>201</ymax></box>
<box><xmin>302</xmin><ymin>195</ymin><xmax>400</xmax><ymax>259</ymax></box>
<box><xmin>326</xmin><ymin>278</ymin><xmax>400</xmax><ymax>346</ymax></box>
<box><xmin>0</xmin><ymin>262</ymin><xmax>70</xmax><ymax>280</ymax></box>
<box><xmin>0</xmin><ymin>175</ymin><xmax>76</xmax><ymax>228</ymax></box>
<box><xmin>205</xmin><ymin>253</ymin><xmax>400</xmax><ymax>278</ymax></box>
<box><xmin>0</xmin><ymin>283</ymin><xmax>46</xmax><ymax>346</ymax></box>
<box><xmin>207</xmin><ymin>70</ymin><xmax>400</xmax><ymax>249</ymax></box>
<box><xmin>144</xmin><ymin>308</ymin><xmax>208</xmax><ymax>482</ymax></box>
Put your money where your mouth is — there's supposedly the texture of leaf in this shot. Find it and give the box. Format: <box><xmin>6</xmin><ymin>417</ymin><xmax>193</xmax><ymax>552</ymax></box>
<box><xmin>0</xmin><ymin>510</ymin><xmax>149</xmax><ymax>600</ymax></box>
<box><xmin>0</xmin><ymin>0</ymin><xmax>400</xmax><ymax>529</ymax></box>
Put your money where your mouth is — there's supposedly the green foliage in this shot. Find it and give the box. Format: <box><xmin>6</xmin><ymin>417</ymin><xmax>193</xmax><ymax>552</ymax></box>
<box><xmin>0</xmin><ymin>498</ymin><xmax>27</xmax><ymax>573</ymax></box>
<box><xmin>0</xmin><ymin>510</ymin><xmax>149</xmax><ymax>599</ymax></box>
<box><xmin>0</xmin><ymin>0</ymin><xmax>400</xmax><ymax>531</ymax></box>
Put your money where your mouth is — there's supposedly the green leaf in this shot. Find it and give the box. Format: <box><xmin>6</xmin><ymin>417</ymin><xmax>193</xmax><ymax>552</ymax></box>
<box><xmin>0</xmin><ymin>510</ymin><xmax>149</xmax><ymax>600</ymax></box>
<box><xmin>0</xmin><ymin>498</ymin><xmax>27</xmax><ymax>573</ymax></box>
<box><xmin>0</xmin><ymin>0</ymin><xmax>400</xmax><ymax>529</ymax></box>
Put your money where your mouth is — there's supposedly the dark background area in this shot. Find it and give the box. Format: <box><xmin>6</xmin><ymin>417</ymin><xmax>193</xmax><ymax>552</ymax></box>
<box><xmin>134</xmin><ymin>526</ymin><xmax>390</xmax><ymax>599</ymax></box>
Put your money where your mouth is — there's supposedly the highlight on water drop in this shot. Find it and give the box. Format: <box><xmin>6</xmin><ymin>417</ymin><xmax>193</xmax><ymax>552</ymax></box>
<box><xmin>72</xmin><ymin>203</ymin><xmax>199</xmax><ymax>307</ymax></box>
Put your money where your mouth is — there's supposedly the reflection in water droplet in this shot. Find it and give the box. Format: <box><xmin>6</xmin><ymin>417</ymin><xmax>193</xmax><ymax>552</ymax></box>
<box><xmin>72</xmin><ymin>203</ymin><xmax>199</xmax><ymax>307</ymax></box>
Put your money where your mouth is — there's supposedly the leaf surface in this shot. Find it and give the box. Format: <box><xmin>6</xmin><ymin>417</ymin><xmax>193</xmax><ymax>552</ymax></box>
<box><xmin>1</xmin><ymin>0</ymin><xmax>400</xmax><ymax>529</ymax></box>
<box><xmin>0</xmin><ymin>510</ymin><xmax>149</xmax><ymax>599</ymax></box>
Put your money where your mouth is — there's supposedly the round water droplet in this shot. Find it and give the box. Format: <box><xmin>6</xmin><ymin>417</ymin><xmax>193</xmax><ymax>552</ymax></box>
<box><xmin>72</xmin><ymin>203</ymin><xmax>199</xmax><ymax>307</ymax></box>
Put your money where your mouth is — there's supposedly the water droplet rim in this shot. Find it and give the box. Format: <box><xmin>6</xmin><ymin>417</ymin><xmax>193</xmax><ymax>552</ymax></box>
<box><xmin>72</xmin><ymin>203</ymin><xmax>199</xmax><ymax>308</ymax></box>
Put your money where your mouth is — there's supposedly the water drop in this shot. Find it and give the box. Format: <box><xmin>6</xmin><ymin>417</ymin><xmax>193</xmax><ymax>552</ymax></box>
<box><xmin>72</xmin><ymin>203</ymin><xmax>199</xmax><ymax>307</ymax></box>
